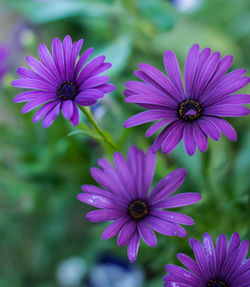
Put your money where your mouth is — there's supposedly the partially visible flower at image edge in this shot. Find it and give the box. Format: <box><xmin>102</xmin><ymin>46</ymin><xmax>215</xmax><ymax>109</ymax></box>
<box><xmin>12</xmin><ymin>35</ymin><xmax>115</xmax><ymax>127</ymax></box>
<box><xmin>164</xmin><ymin>232</ymin><xmax>250</xmax><ymax>287</ymax></box>
<box><xmin>77</xmin><ymin>146</ymin><xmax>201</xmax><ymax>262</ymax></box>
<box><xmin>123</xmin><ymin>44</ymin><xmax>250</xmax><ymax>155</ymax></box>
<box><xmin>0</xmin><ymin>44</ymin><xmax>8</xmax><ymax>83</ymax></box>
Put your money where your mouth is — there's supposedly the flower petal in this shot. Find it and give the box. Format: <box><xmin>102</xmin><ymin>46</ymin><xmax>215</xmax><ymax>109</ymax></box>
<box><xmin>62</xmin><ymin>100</ymin><xmax>73</xmax><ymax>119</ymax></box>
<box><xmin>38</xmin><ymin>43</ymin><xmax>62</xmax><ymax>82</ymax></box>
<box><xmin>198</xmin><ymin>118</ymin><xmax>221</xmax><ymax>140</ymax></box>
<box><xmin>117</xmin><ymin>221</ymin><xmax>136</xmax><ymax>247</ymax></box>
<box><xmin>164</xmin><ymin>50</ymin><xmax>185</xmax><ymax>99</ymax></box>
<box><xmin>137</xmin><ymin>63</ymin><xmax>182</xmax><ymax>101</ymax></box>
<box><xmin>32</xmin><ymin>100</ymin><xmax>59</xmax><ymax>123</ymax></box>
<box><xmin>101</xmin><ymin>216</ymin><xmax>129</xmax><ymax>240</ymax></box>
<box><xmin>150</xmin><ymin>210</ymin><xmax>194</xmax><ymax>225</ymax></box>
<box><xmin>154</xmin><ymin>193</ymin><xmax>202</xmax><ymax>209</ymax></box>
<box><xmin>77</xmin><ymin>193</ymin><xmax>114</xmax><ymax>208</ymax></box>
<box><xmin>204</xmin><ymin>105</ymin><xmax>249</xmax><ymax>117</ymax></box>
<box><xmin>184</xmin><ymin>44</ymin><xmax>200</xmax><ymax>96</ymax></box>
<box><xmin>193</xmin><ymin>122</ymin><xmax>208</xmax><ymax>152</ymax></box>
<box><xmin>14</xmin><ymin>90</ymin><xmax>56</xmax><ymax>103</ymax></box>
<box><xmin>161</xmin><ymin>122</ymin><xmax>184</xmax><ymax>154</ymax></box>
<box><xmin>70</xmin><ymin>101</ymin><xmax>80</xmax><ymax>126</ymax></box>
<box><xmin>42</xmin><ymin>102</ymin><xmax>61</xmax><ymax>128</ymax></box>
<box><xmin>205</xmin><ymin>116</ymin><xmax>237</xmax><ymax>141</ymax></box>
<box><xmin>86</xmin><ymin>209</ymin><xmax>122</xmax><ymax>222</ymax></box>
<box><xmin>75</xmin><ymin>47</ymin><xmax>94</xmax><ymax>79</ymax></box>
<box><xmin>52</xmin><ymin>37</ymin><xmax>65</xmax><ymax>80</ymax></box>
<box><xmin>138</xmin><ymin>221</ymin><xmax>157</xmax><ymax>247</ymax></box>
<box><xmin>26</xmin><ymin>55</ymin><xmax>58</xmax><ymax>85</ymax></box>
<box><xmin>145</xmin><ymin>118</ymin><xmax>176</xmax><ymax>138</ymax></box>
<box><xmin>183</xmin><ymin>123</ymin><xmax>196</xmax><ymax>156</ymax></box>
<box><xmin>62</xmin><ymin>35</ymin><xmax>72</xmax><ymax>82</ymax></box>
<box><xmin>124</xmin><ymin>109</ymin><xmax>174</xmax><ymax>128</ymax></box>
<box><xmin>127</xmin><ymin>232</ymin><xmax>140</xmax><ymax>263</ymax></box>
<box><xmin>149</xmin><ymin>168</ymin><xmax>187</xmax><ymax>203</ymax></box>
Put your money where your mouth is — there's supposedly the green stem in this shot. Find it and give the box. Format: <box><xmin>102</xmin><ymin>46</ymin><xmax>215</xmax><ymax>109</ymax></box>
<box><xmin>79</xmin><ymin>106</ymin><xmax>118</xmax><ymax>151</ymax></box>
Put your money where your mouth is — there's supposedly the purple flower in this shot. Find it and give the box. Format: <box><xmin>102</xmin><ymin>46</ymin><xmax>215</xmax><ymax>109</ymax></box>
<box><xmin>123</xmin><ymin>44</ymin><xmax>250</xmax><ymax>155</ymax></box>
<box><xmin>12</xmin><ymin>35</ymin><xmax>115</xmax><ymax>128</ymax></box>
<box><xmin>0</xmin><ymin>44</ymin><xmax>8</xmax><ymax>83</ymax></box>
<box><xmin>77</xmin><ymin>146</ymin><xmax>201</xmax><ymax>263</ymax></box>
<box><xmin>164</xmin><ymin>232</ymin><xmax>250</xmax><ymax>287</ymax></box>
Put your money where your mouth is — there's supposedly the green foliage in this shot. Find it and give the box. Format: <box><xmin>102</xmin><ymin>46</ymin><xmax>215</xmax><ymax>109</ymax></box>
<box><xmin>0</xmin><ymin>0</ymin><xmax>249</xmax><ymax>286</ymax></box>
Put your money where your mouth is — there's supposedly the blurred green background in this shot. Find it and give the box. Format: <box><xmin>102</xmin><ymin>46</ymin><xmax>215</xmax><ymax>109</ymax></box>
<box><xmin>0</xmin><ymin>0</ymin><xmax>250</xmax><ymax>286</ymax></box>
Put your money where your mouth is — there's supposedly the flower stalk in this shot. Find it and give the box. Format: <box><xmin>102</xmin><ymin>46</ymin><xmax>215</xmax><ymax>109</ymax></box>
<box><xmin>79</xmin><ymin>106</ymin><xmax>118</xmax><ymax>151</ymax></box>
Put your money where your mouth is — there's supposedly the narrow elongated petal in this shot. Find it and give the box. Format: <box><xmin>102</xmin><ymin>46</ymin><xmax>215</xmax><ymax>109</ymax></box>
<box><xmin>52</xmin><ymin>37</ymin><xmax>65</xmax><ymax>79</ymax></box>
<box><xmin>150</xmin><ymin>210</ymin><xmax>194</xmax><ymax>225</ymax></box>
<box><xmin>154</xmin><ymin>193</ymin><xmax>202</xmax><ymax>209</ymax></box>
<box><xmin>205</xmin><ymin>116</ymin><xmax>237</xmax><ymax>141</ymax></box>
<box><xmin>177</xmin><ymin>253</ymin><xmax>204</xmax><ymax>277</ymax></box>
<box><xmin>152</xmin><ymin>120</ymin><xmax>182</xmax><ymax>153</ymax></box>
<box><xmin>62</xmin><ymin>100</ymin><xmax>73</xmax><ymax>119</ymax></box>
<box><xmin>26</xmin><ymin>55</ymin><xmax>58</xmax><ymax>85</ymax></box>
<box><xmin>77</xmin><ymin>193</ymin><xmax>114</xmax><ymax>209</ymax></box>
<box><xmin>42</xmin><ymin>102</ymin><xmax>61</xmax><ymax>128</ymax></box>
<box><xmin>86</xmin><ymin>209</ymin><xmax>122</xmax><ymax>222</ymax></box>
<box><xmin>32</xmin><ymin>100</ymin><xmax>59</xmax><ymax>123</ymax></box>
<box><xmin>70</xmin><ymin>101</ymin><xmax>80</xmax><ymax>126</ymax></box>
<box><xmin>12</xmin><ymin>78</ymin><xmax>56</xmax><ymax>91</ymax></box>
<box><xmin>146</xmin><ymin>216</ymin><xmax>180</xmax><ymax>236</ymax></box>
<box><xmin>161</xmin><ymin>122</ymin><xmax>184</xmax><ymax>154</ymax></box>
<box><xmin>204</xmin><ymin>105</ymin><xmax>249</xmax><ymax>117</ymax></box>
<box><xmin>38</xmin><ymin>43</ymin><xmax>62</xmax><ymax>82</ymax></box>
<box><xmin>198</xmin><ymin>118</ymin><xmax>221</xmax><ymax>140</ymax></box>
<box><xmin>21</xmin><ymin>97</ymin><xmax>55</xmax><ymax>113</ymax></box>
<box><xmin>138</xmin><ymin>222</ymin><xmax>157</xmax><ymax>247</ymax></box>
<box><xmin>138</xmin><ymin>63</ymin><xmax>182</xmax><ymax>101</ymax></box>
<box><xmin>164</xmin><ymin>50</ymin><xmax>185</xmax><ymax>98</ymax></box>
<box><xmin>101</xmin><ymin>217</ymin><xmax>129</xmax><ymax>240</ymax></box>
<box><xmin>145</xmin><ymin>118</ymin><xmax>176</xmax><ymax>137</ymax></box>
<box><xmin>127</xmin><ymin>232</ymin><xmax>140</xmax><ymax>263</ymax></box>
<box><xmin>184</xmin><ymin>44</ymin><xmax>199</xmax><ymax>96</ymax></box>
<box><xmin>124</xmin><ymin>109</ymin><xmax>173</xmax><ymax>128</ymax></box>
<box><xmin>193</xmin><ymin>122</ymin><xmax>208</xmax><ymax>152</ymax></box>
<box><xmin>149</xmin><ymin>168</ymin><xmax>187</xmax><ymax>203</ymax></box>
<box><xmin>117</xmin><ymin>221</ymin><xmax>136</xmax><ymax>246</ymax></box>
<box><xmin>62</xmin><ymin>35</ymin><xmax>72</xmax><ymax>81</ymax></box>
<box><xmin>183</xmin><ymin>123</ymin><xmax>196</xmax><ymax>156</ymax></box>
<box><xmin>14</xmin><ymin>90</ymin><xmax>56</xmax><ymax>103</ymax></box>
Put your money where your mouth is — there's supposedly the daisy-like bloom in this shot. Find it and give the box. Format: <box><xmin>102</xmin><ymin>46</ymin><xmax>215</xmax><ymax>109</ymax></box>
<box><xmin>77</xmin><ymin>146</ymin><xmax>201</xmax><ymax>262</ymax></box>
<box><xmin>164</xmin><ymin>232</ymin><xmax>250</xmax><ymax>287</ymax></box>
<box><xmin>123</xmin><ymin>44</ymin><xmax>250</xmax><ymax>155</ymax></box>
<box><xmin>0</xmin><ymin>44</ymin><xmax>8</xmax><ymax>83</ymax></box>
<box><xmin>12</xmin><ymin>35</ymin><xmax>115</xmax><ymax>127</ymax></box>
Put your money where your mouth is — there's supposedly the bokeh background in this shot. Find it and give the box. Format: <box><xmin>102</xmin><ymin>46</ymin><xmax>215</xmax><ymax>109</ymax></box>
<box><xmin>0</xmin><ymin>0</ymin><xmax>250</xmax><ymax>286</ymax></box>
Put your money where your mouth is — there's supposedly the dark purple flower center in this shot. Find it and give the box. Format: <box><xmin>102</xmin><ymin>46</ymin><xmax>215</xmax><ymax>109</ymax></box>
<box><xmin>178</xmin><ymin>99</ymin><xmax>202</xmax><ymax>121</ymax></box>
<box><xmin>207</xmin><ymin>279</ymin><xmax>228</xmax><ymax>287</ymax></box>
<box><xmin>128</xmin><ymin>200</ymin><xmax>149</xmax><ymax>220</ymax></box>
<box><xmin>57</xmin><ymin>81</ymin><xmax>78</xmax><ymax>100</ymax></box>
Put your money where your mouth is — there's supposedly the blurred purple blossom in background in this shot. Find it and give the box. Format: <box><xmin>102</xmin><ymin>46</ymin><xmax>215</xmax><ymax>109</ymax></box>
<box><xmin>0</xmin><ymin>44</ymin><xmax>8</xmax><ymax>84</ymax></box>
<box><xmin>164</xmin><ymin>232</ymin><xmax>250</xmax><ymax>287</ymax></box>
<box><xmin>78</xmin><ymin>146</ymin><xmax>201</xmax><ymax>262</ymax></box>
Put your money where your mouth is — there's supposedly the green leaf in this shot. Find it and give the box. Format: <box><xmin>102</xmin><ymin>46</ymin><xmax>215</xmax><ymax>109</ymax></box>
<box><xmin>97</xmin><ymin>35</ymin><xmax>132</xmax><ymax>76</ymax></box>
<box><xmin>6</xmin><ymin>0</ymin><xmax>125</xmax><ymax>24</ymax></box>
<box><xmin>69</xmin><ymin>123</ymin><xmax>102</xmax><ymax>141</ymax></box>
